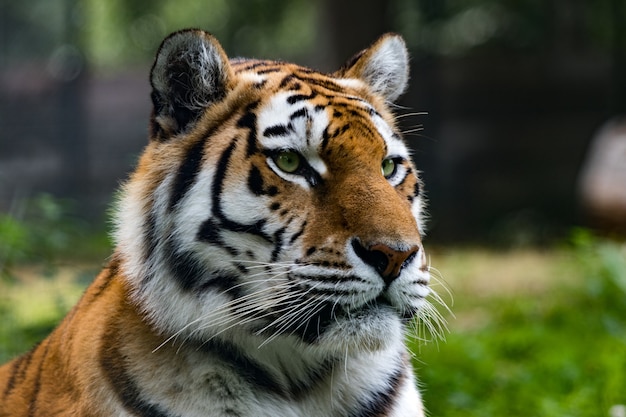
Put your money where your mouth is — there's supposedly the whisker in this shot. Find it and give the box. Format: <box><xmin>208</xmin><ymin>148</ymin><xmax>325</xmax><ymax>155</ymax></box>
<box><xmin>263</xmin><ymin>298</ymin><xmax>328</xmax><ymax>348</ymax></box>
<box><xmin>401</xmin><ymin>127</ymin><xmax>424</xmax><ymax>135</ymax></box>
<box><xmin>428</xmin><ymin>265</ymin><xmax>454</xmax><ymax>305</ymax></box>
<box><xmin>256</xmin><ymin>285</ymin><xmax>324</xmax><ymax>342</ymax></box>
<box><xmin>258</xmin><ymin>287</ymin><xmax>332</xmax><ymax>347</ymax></box>
<box><xmin>153</xmin><ymin>279</ymin><xmax>297</xmax><ymax>353</ymax></box>
<box><xmin>395</xmin><ymin>111</ymin><xmax>429</xmax><ymax>119</ymax></box>
<box><xmin>195</xmin><ymin>289</ymin><xmax>304</xmax><ymax>344</ymax></box>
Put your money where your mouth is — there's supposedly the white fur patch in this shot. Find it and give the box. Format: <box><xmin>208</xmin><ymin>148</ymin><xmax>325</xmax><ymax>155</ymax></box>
<box><xmin>359</xmin><ymin>35</ymin><xmax>409</xmax><ymax>102</ymax></box>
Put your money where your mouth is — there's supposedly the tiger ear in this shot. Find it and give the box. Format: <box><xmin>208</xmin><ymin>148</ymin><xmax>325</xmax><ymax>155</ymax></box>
<box><xmin>336</xmin><ymin>33</ymin><xmax>409</xmax><ymax>103</ymax></box>
<box><xmin>150</xmin><ymin>29</ymin><xmax>234</xmax><ymax>139</ymax></box>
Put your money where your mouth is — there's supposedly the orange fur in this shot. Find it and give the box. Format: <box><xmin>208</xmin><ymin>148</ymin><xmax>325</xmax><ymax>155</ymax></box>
<box><xmin>1</xmin><ymin>30</ymin><xmax>430</xmax><ymax>417</ymax></box>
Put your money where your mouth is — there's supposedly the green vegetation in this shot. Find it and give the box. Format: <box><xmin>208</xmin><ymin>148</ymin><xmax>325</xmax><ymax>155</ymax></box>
<box><xmin>0</xmin><ymin>194</ymin><xmax>110</xmax><ymax>278</ymax></box>
<box><xmin>413</xmin><ymin>232</ymin><xmax>626</xmax><ymax>416</ymax></box>
<box><xmin>1</xmin><ymin>222</ymin><xmax>624</xmax><ymax>415</ymax></box>
<box><xmin>0</xmin><ymin>194</ymin><xmax>109</xmax><ymax>362</ymax></box>
<box><xmin>5</xmin><ymin>0</ymin><xmax>617</xmax><ymax>74</ymax></box>
<box><xmin>3</xmin><ymin>0</ymin><xmax>318</xmax><ymax>72</ymax></box>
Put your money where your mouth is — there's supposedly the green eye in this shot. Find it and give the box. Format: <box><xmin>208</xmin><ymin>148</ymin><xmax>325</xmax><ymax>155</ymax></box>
<box><xmin>274</xmin><ymin>150</ymin><xmax>301</xmax><ymax>173</ymax></box>
<box><xmin>381</xmin><ymin>157</ymin><xmax>397</xmax><ymax>178</ymax></box>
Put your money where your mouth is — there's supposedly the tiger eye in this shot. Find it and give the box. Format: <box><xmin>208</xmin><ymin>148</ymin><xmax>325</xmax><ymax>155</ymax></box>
<box><xmin>274</xmin><ymin>150</ymin><xmax>301</xmax><ymax>173</ymax></box>
<box><xmin>381</xmin><ymin>158</ymin><xmax>397</xmax><ymax>178</ymax></box>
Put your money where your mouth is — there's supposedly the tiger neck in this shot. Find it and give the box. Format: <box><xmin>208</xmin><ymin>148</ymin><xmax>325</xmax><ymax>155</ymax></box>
<box><xmin>101</xmin><ymin>270</ymin><xmax>409</xmax><ymax>413</ymax></box>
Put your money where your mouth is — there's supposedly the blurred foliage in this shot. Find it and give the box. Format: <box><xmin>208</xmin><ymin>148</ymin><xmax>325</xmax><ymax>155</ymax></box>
<box><xmin>391</xmin><ymin>0</ymin><xmax>617</xmax><ymax>55</ymax></box>
<box><xmin>1</xmin><ymin>0</ymin><xmax>317</xmax><ymax>72</ymax></box>
<box><xmin>413</xmin><ymin>232</ymin><xmax>626</xmax><ymax>416</ymax></box>
<box><xmin>0</xmin><ymin>0</ymin><xmax>618</xmax><ymax>74</ymax></box>
<box><xmin>0</xmin><ymin>269</ymin><xmax>87</xmax><ymax>363</ymax></box>
<box><xmin>82</xmin><ymin>0</ymin><xmax>317</xmax><ymax>68</ymax></box>
<box><xmin>0</xmin><ymin>194</ymin><xmax>110</xmax><ymax>279</ymax></box>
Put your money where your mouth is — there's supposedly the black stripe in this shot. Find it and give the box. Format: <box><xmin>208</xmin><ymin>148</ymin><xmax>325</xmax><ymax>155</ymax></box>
<box><xmin>278</xmin><ymin>74</ymin><xmax>297</xmax><ymax>89</ymax></box>
<box><xmin>169</xmin><ymin>136</ymin><xmax>209</xmax><ymax>211</ymax></box>
<box><xmin>195</xmin><ymin>273</ymin><xmax>243</xmax><ymax>299</ymax></box>
<box><xmin>263</xmin><ymin>124</ymin><xmax>291</xmax><ymax>138</ymax></box>
<box><xmin>347</xmin><ymin>366</ymin><xmax>405</xmax><ymax>417</ymax></box>
<box><xmin>304</xmin><ymin>286</ymin><xmax>364</xmax><ymax>297</ymax></box>
<box><xmin>270</xmin><ymin>227</ymin><xmax>286</xmax><ymax>262</ymax></box>
<box><xmin>295</xmin><ymin>76</ymin><xmax>344</xmax><ymax>93</ymax></box>
<box><xmin>321</xmin><ymin>126</ymin><xmax>331</xmax><ymax>150</ymax></box>
<box><xmin>234</xmin><ymin>60</ymin><xmax>275</xmax><ymax>72</ymax></box>
<box><xmin>93</xmin><ymin>257</ymin><xmax>119</xmax><ymax>297</ymax></box>
<box><xmin>287</xmin><ymin>92</ymin><xmax>316</xmax><ymax>104</ymax></box>
<box><xmin>197</xmin><ymin>217</ymin><xmax>224</xmax><ymax>245</ymax></box>
<box><xmin>198</xmin><ymin>338</ymin><xmax>286</xmax><ymax>397</ymax></box>
<box><xmin>368</xmin><ymin>107</ymin><xmax>382</xmax><ymax>118</ymax></box>
<box><xmin>101</xmin><ymin>333</ymin><xmax>174</xmax><ymax>417</ymax></box>
<box><xmin>321</xmin><ymin>123</ymin><xmax>350</xmax><ymax>150</ymax></box>
<box><xmin>196</xmin><ymin>219</ymin><xmax>240</xmax><ymax>257</ymax></box>
<box><xmin>237</xmin><ymin>101</ymin><xmax>259</xmax><ymax>157</ymax></box>
<box><xmin>289</xmin><ymin>221</ymin><xmax>306</xmax><ymax>244</ymax></box>
<box><xmin>298</xmin><ymin>67</ymin><xmax>317</xmax><ymax>75</ymax></box>
<box><xmin>1</xmin><ymin>357</ymin><xmax>22</xmax><ymax>399</ymax></box>
<box><xmin>296</xmin><ymin>301</ymin><xmax>338</xmax><ymax>344</ymax></box>
<box><xmin>256</xmin><ymin>67</ymin><xmax>282</xmax><ymax>74</ymax></box>
<box><xmin>254</xmin><ymin>80</ymin><xmax>268</xmax><ymax>89</ymax></box>
<box><xmin>2</xmin><ymin>345</ymin><xmax>36</xmax><ymax>400</ymax></box>
<box><xmin>163</xmin><ymin>235</ymin><xmax>229</xmax><ymax>291</ymax></box>
<box><xmin>289</xmin><ymin>108</ymin><xmax>309</xmax><ymax>120</ymax></box>
<box><xmin>306</xmin><ymin>274</ymin><xmax>367</xmax><ymax>284</ymax></box>
<box><xmin>211</xmin><ymin>140</ymin><xmax>240</xmax><ymax>218</ymax></box>
<box><xmin>211</xmin><ymin>140</ymin><xmax>273</xmax><ymax>243</ymax></box>
<box><xmin>413</xmin><ymin>179</ymin><xmax>421</xmax><ymax>198</ymax></box>
<box><xmin>264</xmin><ymin>296</ymin><xmax>339</xmax><ymax>345</ymax></box>
<box><xmin>247</xmin><ymin>165</ymin><xmax>265</xmax><ymax>196</ymax></box>
<box><xmin>332</xmin><ymin>100</ymin><xmax>371</xmax><ymax>112</ymax></box>
<box><xmin>27</xmin><ymin>339</ymin><xmax>51</xmax><ymax>417</ymax></box>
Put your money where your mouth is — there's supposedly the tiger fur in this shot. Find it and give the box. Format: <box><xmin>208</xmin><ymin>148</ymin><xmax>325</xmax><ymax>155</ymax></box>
<box><xmin>0</xmin><ymin>30</ymin><xmax>435</xmax><ymax>416</ymax></box>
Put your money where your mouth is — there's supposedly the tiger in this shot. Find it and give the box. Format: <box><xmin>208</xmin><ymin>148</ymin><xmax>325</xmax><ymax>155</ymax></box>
<box><xmin>0</xmin><ymin>29</ymin><xmax>439</xmax><ymax>417</ymax></box>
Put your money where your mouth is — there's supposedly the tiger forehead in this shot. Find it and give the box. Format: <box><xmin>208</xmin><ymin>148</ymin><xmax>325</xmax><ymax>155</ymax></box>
<box><xmin>233</xmin><ymin>59</ymin><xmax>352</xmax><ymax>91</ymax></box>
<box><xmin>232</xmin><ymin>59</ymin><xmax>384</xmax><ymax>112</ymax></box>
<box><xmin>233</xmin><ymin>61</ymin><xmax>399</xmax><ymax>149</ymax></box>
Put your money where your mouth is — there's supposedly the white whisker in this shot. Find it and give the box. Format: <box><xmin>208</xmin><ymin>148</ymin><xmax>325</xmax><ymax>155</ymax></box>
<box><xmin>401</xmin><ymin>127</ymin><xmax>424</xmax><ymax>135</ymax></box>
<box><xmin>395</xmin><ymin>111</ymin><xmax>429</xmax><ymax>119</ymax></box>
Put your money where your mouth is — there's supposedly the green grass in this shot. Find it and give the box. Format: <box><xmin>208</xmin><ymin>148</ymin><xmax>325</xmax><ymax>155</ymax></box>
<box><xmin>0</xmin><ymin>227</ymin><xmax>624</xmax><ymax>416</ymax></box>
<box><xmin>413</xmin><ymin>233</ymin><xmax>626</xmax><ymax>416</ymax></box>
<box><xmin>0</xmin><ymin>265</ymin><xmax>96</xmax><ymax>363</ymax></box>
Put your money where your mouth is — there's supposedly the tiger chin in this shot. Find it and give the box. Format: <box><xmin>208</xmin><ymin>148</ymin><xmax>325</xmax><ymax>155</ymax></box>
<box><xmin>0</xmin><ymin>29</ymin><xmax>437</xmax><ymax>417</ymax></box>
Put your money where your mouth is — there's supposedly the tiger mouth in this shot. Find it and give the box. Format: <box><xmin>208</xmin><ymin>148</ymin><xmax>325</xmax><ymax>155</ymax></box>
<box><xmin>293</xmin><ymin>294</ymin><xmax>415</xmax><ymax>343</ymax></box>
<box><xmin>351</xmin><ymin>295</ymin><xmax>417</xmax><ymax>321</ymax></box>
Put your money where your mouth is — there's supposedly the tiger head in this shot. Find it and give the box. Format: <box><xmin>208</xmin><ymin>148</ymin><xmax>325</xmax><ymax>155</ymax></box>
<box><xmin>115</xmin><ymin>30</ymin><xmax>434</xmax><ymax>355</ymax></box>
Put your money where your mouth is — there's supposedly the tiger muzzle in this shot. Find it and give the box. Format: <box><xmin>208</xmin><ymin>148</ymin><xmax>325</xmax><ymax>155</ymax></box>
<box><xmin>351</xmin><ymin>240</ymin><xmax>419</xmax><ymax>285</ymax></box>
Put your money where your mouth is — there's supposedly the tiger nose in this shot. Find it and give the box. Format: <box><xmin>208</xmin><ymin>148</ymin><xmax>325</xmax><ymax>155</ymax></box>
<box><xmin>351</xmin><ymin>240</ymin><xmax>419</xmax><ymax>285</ymax></box>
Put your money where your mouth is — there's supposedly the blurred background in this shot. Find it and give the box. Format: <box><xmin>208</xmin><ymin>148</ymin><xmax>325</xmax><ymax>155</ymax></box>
<box><xmin>1</xmin><ymin>1</ymin><xmax>625</xmax><ymax>416</ymax></box>
<box><xmin>1</xmin><ymin>0</ymin><xmax>625</xmax><ymax>242</ymax></box>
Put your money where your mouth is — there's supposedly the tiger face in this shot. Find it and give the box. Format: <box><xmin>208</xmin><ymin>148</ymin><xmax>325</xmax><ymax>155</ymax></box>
<box><xmin>116</xmin><ymin>30</ymin><xmax>431</xmax><ymax>356</ymax></box>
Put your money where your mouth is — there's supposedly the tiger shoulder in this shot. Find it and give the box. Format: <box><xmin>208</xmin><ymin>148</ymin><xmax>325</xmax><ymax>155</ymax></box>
<box><xmin>0</xmin><ymin>29</ymin><xmax>439</xmax><ymax>417</ymax></box>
